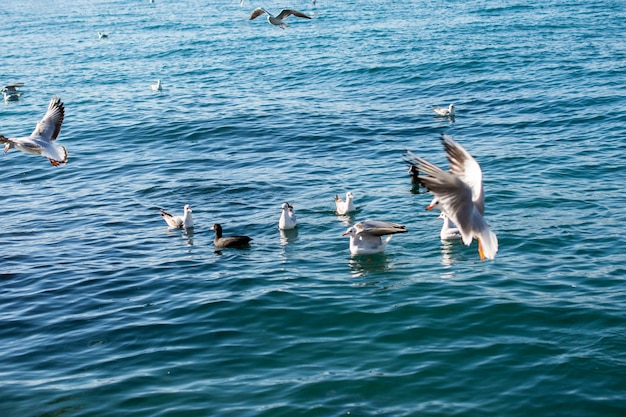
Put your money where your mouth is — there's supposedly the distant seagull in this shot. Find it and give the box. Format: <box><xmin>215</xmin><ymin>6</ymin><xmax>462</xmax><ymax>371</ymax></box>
<box><xmin>241</xmin><ymin>0</ymin><xmax>316</xmax><ymax>5</ymax></box>
<box><xmin>438</xmin><ymin>213</ymin><xmax>462</xmax><ymax>240</ymax></box>
<box><xmin>2</xmin><ymin>83</ymin><xmax>24</xmax><ymax>102</ymax></box>
<box><xmin>342</xmin><ymin>220</ymin><xmax>408</xmax><ymax>255</ymax></box>
<box><xmin>335</xmin><ymin>192</ymin><xmax>356</xmax><ymax>215</ymax></box>
<box><xmin>278</xmin><ymin>202</ymin><xmax>297</xmax><ymax>230</ymax></box>
<box><xmin>431</xmin><ymin>103</ymin><xmax>455</xmax><ymax>117</ymax></box>
<box><xmin>249</xmin><ymin>8</ymin><xmax>312</xmax><ymax>29</ymax></box>
<box><xmin>210</xmin><ymin>223</ymin><xmax>252</xmax><ymax>249</ymax></box>
<box><xmin>161</xmin><ymin>204</ymin><xmax>194</xmax><ymax>229</ymax></box>
<box><xmin>98</xmin><ymin>32</ymin><xmax>109</xmax><ymax>39</ymax></box>
<box><xmin>404</xmin><ymin>134</ymin><xmax>498</xmax><ymax>260</ymax></box>
<box><xmin>0</xmin><ymin>96</ymin><xmax>68</xmax><ymax>166</ymax></box>
<box><xmin>151</xmin><ymin>79</ymin><xmax>162</xmax><ymax>91</ymax></box>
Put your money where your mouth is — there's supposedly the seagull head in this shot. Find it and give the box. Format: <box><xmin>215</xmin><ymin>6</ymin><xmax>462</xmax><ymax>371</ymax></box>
<box><xmin>184</xmin><ymin>204</ymin><xmax>192</xmax><ymax>213</ymax></box>
<box><xmin>342</xmin><ymin>227</ymin><xmax>357</xmax><ymax>237</ymax></box>
<box><xmin>346</xmin><ymin>192</ymin><xmax>354</xmax><ymax>200</ymax></box>
<box><xmin>426</xmin><ymin>197</ymin><xmax>442</xmax><ymax>211</ymax></box>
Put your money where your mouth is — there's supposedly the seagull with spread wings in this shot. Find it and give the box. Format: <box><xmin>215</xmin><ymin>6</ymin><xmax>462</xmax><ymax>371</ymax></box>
<box><xmin>404</xmin><ymin>134</ymin><xmax>498</xmax><ymax>260</ymax></box>
<box><xmin>249</xmin><ymin>8</ymin><xmax>312</xmax><ymax>29</ymax></box>
<box><xmin>0</xmin><ymin>96</ymin><xmax>68</xmax><ymax>166</ymax></box>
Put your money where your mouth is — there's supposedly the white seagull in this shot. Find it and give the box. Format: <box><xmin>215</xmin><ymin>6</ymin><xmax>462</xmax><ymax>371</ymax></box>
<box><xmin>342</xmin><ymin>220</ymin><xmax>408</xmax><ymax>255</ymax></box>
<box><xmin>151</xmin><ymin>79</ymin><xmax>162</xmax><ymax>91</ymax></box>
<box><xmin>431</xmin><ymin>103</ymin><xmax>455</xmax><ymax>117</ymax></box>
<box><xmin>0</xmin><ymin>96</ymin><xmax>68</xmax><ymax>166</ymax></box>
<box><xmin>160</xmin><ymin>204</ymin><xmax>193</xmax><ymax>229</ymax></box>
<box><xmin>2</xmin><ymin>83</ymin><xmax>24</xmax><ymax>102</ymax></box>
<box><xmin>278</xmin><ymin>202</ymin><xmax>297</xmax><ymax>230</ymax></box>
<box><xmin>249</xmin><ymin>8</ymin><xmax>312</xmax><ymax>29</ymax></box>
<box><xmin>335</xmin><ymin>192</ymin><xmax>356</xmax><ymax>215</ymax></box>
<box><xmin>241</xmin><ymin>0</ymin><xmax>316</xmax><ymax>6</ymax></box>
<box><xmin>438</xmin><ymin>213</ymin><xmax>462</xmax><ymax>241</ymax></box>
<box><xmin>404</xmin><ymin>134</ymin><xmax>498</xmax><ymax>260</ymax></box>
<box><xmin>98</xmin><ymin>32</ymin><xmax>109</xmax><ymax>39</ymax></box>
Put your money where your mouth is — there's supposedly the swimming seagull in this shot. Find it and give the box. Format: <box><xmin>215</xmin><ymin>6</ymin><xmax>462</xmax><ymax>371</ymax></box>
<box><xmin>151</xmin><ymin>79</ymin><xmax>162</xmax><ymax>91</ymax></box>
<box><xmin>98</xmin><ymin>32</ymin><xmax>109</xmax><ymax>39</ymax></box>
<box><xmin>161</xmin><ymin>204</ymin><xmax>193</xmax><ymax>229</ymax></box>
<box><xmin>438</xmin><ymin>213</ymin><xmax>462</xmax><ymax>240</ymax></box>
<box><xmin>0</xmin><ymin>96</ymin><xmax>68</xmax><ymax>166</ymax></box>
<box><xmin>342</xmin><ymin>220</ymin><xmax>408</xmax><ymax>255</ymax></box>
<box><xmin>210</xmin><ymin>223</ymin><xmax>253</xmax><ymax>249</ymax></box>
<box><xmin>431</xmin><ymin>103</ymin><xmax>455</xmax><ymax>117</ymax></box>
<box><xmin>335</xmin><ymin>192</ymin><xmax>356</xmax><ymax>215</ymax></box>
<box><xmin>278</xmin><ymin>202</ymin><xmax>297</xmax><ymax>230</ymax></box>
<box><xmin>404</xmin><ymin>134</ymin><xmax>498</xmax><ymax>260</ymax></box>
<box><xmin>249</xmin><ymin>8</ymin><xmax>312</xmax><ymax>29</ymax></box>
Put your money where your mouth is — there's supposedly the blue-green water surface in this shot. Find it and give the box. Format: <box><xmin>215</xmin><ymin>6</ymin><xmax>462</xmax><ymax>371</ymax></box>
<box><xmin>1</xmin><ymin>0</ymin><xmax>625</xmax><ymax>415</ymax></box>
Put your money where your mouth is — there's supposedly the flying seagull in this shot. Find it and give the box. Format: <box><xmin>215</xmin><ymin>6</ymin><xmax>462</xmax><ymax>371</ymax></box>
<box><xmin>249</xmin><ymin>8</ymin><xmax>312</xmax><ymax>29</ymax></box>
<box><xmin>0</xmin><ymin>96</ymin><xmax>68</xmax><ymax>166</ymax></box>
<box><xmin>404</xmin><ymin>134</ymin><xmax>498</xmax><ymax>260</ymax></box>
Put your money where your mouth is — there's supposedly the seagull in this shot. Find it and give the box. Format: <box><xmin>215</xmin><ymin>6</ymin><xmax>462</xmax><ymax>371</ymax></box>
<box><xmin>249</xmin><ymin>8</ymin><xmax>312</xmax><ymax>29</ymax></box>
<box><xmin>98</xmin><ymin>32</ymin><xmax>109</xmax><ymax>39</ymax></box>
<box><xmin>335</xmin><ymin>192</ymin><xmax>356</xmax><ymax>215</ymax></box>
<box><xmin>160</xmin><ymin>204</ymin><xmax>193</xmax><ymax>229</ymax></box>
<box><xmin>431</xmin><ymin>103</ymin><xmax>455</xmax><ymax>117</ymax></box>
<box><xmin>404</xmin><ymin>134</ymin><xmax>498</xmax><ymax>260</ymax></box>
<box><xmin>2</xmin><ymin>83</ymin><xmax>24</xmax><ymax>102</ymax></box>
<box><xmin>0</xmin><ymin>96</ymin><xmax>68</xmax><ymax>166</ymax></box>
<box><xmin>210</xmin><ymin>223</ymin><xmax>253</xmax><ymax>249</ymax></box>
<box><xmin>438</xmin><ymin>213</ymin><xmax>462</xmax><ymax>240</ymax></box>
<box><xmin>151</xmin><ymin>79</ymin><xmax>162</xmax><ymax>91</ymax></box>
<box><xmin>342</xmin><ymin>220</ymin><xmax>408</xmax><ymax>255</ymax></box>
<box><xmin>278</xmin><ymin>202</ymin><xmax>297</xmax><ymax>230</ymax></box>
<box><xmin>241</xmin><ymin>0</ymin><xmax>316</xmax><ymax>6</ymax></box>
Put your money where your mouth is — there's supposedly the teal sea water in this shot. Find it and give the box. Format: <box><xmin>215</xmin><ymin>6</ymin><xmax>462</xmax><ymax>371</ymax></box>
<box><xmin>1</xmin><ymin>0</ymin><xmax>625</xmax><ymax>415</ymax></box>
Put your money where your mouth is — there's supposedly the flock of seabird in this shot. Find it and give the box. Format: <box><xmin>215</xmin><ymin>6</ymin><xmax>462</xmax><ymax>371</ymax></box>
<box><xmin>0</xmin><ymin>95</ymin><xmax>497</xmax><ymax>260</ymax></box>
<box><xmin>156</xmin><ymin>131</ymin><xmax>498</xmax><ymax>260</ymax></box>
<box><xmin>2</xmin><ymin>0</ymin><xmax>497</xmax><ymax>260</ymax></box>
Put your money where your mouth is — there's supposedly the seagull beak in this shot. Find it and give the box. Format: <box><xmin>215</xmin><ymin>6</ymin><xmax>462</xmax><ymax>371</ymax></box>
<box><xmin>425</xmin><ymin>204</ymin><xmax>434</xmax><ymax>211</ymax></box>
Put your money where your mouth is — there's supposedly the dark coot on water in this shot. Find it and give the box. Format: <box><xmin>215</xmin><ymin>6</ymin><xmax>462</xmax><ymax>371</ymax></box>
<box><xmin>210</xmin><ymin>223</ymin><xmax>252</xmax><ymax>249</ymax></box>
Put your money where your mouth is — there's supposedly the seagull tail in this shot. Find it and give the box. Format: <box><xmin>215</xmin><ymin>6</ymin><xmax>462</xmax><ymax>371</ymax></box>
<box><xmin>477</xmin><ymin>228</ymin><xmax>498</xmax><ymax>260</ymax></box>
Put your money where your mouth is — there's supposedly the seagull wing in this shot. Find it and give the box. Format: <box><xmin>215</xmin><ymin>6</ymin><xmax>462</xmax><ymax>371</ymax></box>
<box><xmin>356</xmin><ymin>220</ymin><xmax>407</xmax><ymax>237</ymax></box>
<box><xmin>31</xmin><ymin>97</ymin><xmax>64</xmax><ymax>142</ymax></box>
<box><xmin>405</xmin><ymin>152</ymin><xmax>475</xmax><ymax>244</ymax></box>
<box><xmin>277</xmin><ymin>9</ymin><xmax>311</xmax><ymax>20</ymax></box>
<box><xmin>249</xmin><ymin>8</ymin><xmax>268</xmax><ymax>20</ymax></box>
<box><xmin>440</xmin><ymin>134</ymin><xmax>485</xmax><ymax>215</ymax></box>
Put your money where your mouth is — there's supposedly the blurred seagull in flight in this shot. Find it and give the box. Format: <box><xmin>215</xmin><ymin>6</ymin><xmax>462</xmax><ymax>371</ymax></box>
<box><xmin>404</xmin><ymin>134</ymin><xmax>498</xmax><ymax>260</ymax></box>
<box><xmin>342</xmin><ymin>220</ymin><xmax>408</xmax><ymax>255</ymax></box>
<box><xmin>241</xmin><ymin>1</ymin><xmax>316</xmax><ymax>6</ymax></box>
<box><xmin>98</xmin><ymin>32</ymin><xmax>109</xmax><ymax>39</ymax></box>
<box><xmin>431</xmin><ymin>103</ymin><xmax>455</xmax><ymax>117</ymax></box>
<box><xmin>249</xmin><ymin>8</ymin><xmax>312</xmax><ymax>29</ymax></box>
<box><xmin>0</xmin><ymin>96</ymin><xmax>68</xmax><ymax>166</ymax></box>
